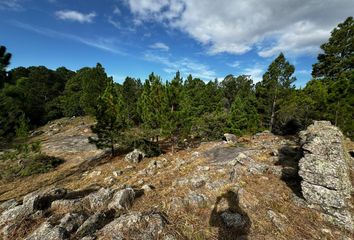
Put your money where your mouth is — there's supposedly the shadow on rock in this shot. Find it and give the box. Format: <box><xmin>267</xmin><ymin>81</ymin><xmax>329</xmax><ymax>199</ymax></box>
<box><xmin>209</xmin><ymin>190</ymin><xmax>250</xmax><ymax>240</ymax></box>
<box><xmin>275</xmin><ymin>145</ymin><xmax>303</xmax><ymax>198</ymax></box>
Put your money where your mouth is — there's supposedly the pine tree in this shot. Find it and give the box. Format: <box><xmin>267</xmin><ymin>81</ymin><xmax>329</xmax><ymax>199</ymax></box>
<box><xmin>312</xmin><ymin>17</ymin><xmax>353</xmax><ymax>80</ymax></box>
<box><xmin>0</xmin><ymin>90</ymin><xmax>23</xmax><ymax>140</ymax></box>
<box><xmin>162</xmin><ymin>71</ymin><xmax>186</xmax><ymax>152</ymax></box>
<box><xmin>80</xmin><ymin>63</ymin><xmax>109</xmax><ymax>115</ymax></box>
<box><xmin>311</xmin><ymin>17</ymin><xmax>354</xmax><ymax>138</ymax></box>
<box><xmin>0</xmin><ymin>45</ymin><xmax>12</xmax><ymax>89</ymax></box>
<box><xmin>122</xmin><ymin>77</ymin><xmax>143</xmax><ymax>125</ymax></box>
<box><xmin>256</xmin><ymin>53</ymin><xmax>296</xmax><ymax>132</ymax></box>
<box><xmin>89</xmin><ymin>80</ymin><xmax>128</xmax><ymax>156</ymax></box>
<box><xmin>221</xmin><ymin>74</ymin><xmax>254</xmax><ymax>109</ymax></box>
<box><xmin>15</xmin><ymin>113</ymin><xmax>30</xmax><ymax>140</ymax></box>
<box><xmin>61</xmin><ymin>68</ymin><xmax>85</xmax><ymax>117</ymax></box>
<box><xmin>228</xmin><ymin>96</ymin><xmax>259</xmax><ymax>135</ymax></box>
<box><xmin>137</xmin><ymin>73</ymin><xmax>165</xmax><ymax>141</ymax></box>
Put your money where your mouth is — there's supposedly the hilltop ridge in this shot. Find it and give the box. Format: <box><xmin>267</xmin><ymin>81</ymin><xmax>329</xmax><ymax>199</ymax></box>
<box><xmin>0</xmin><ymin>117</ymin><xmax>353</xmax><ymax>239</ymax></box>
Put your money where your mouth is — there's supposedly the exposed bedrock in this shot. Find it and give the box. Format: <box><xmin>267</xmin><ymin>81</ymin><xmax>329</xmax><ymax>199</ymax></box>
<box><xmin>299</xmin><ymin>121</ymin><xmax>353</xmax><ymax>231</ymax></box>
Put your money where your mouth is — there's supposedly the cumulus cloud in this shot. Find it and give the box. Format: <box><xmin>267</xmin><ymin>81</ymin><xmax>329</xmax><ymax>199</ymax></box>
<box><xmin>55</xmin><ymin>10</ymin><xmax>96</xmax><ymax>23</ymax></box>
<box><xmin>150</xmin><ymin>42</ymin><xmax>170</xmax><ymax>51</ymax></box>
<box><xmin>125</xmin><ymin>0</ymin><xmax>354</xmax><ymax>57</ymax></box>
<box><xmin>144</xmin><ymin>51</ymin><xmax>216</xmax><ymax>80</ymax></box>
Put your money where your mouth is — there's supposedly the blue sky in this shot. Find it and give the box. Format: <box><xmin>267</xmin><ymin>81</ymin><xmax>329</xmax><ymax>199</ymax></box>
<box><xmin>0</xmin><ymin>0</ymin><xmax>353</xmax><ymax>87</ymax></box>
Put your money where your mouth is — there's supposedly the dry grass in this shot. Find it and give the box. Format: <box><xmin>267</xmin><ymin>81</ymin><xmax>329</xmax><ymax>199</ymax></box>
<box><xmin>0</xmin><ymin>118</ymin><xmax>353</xmax><ymax>239</ymax></box>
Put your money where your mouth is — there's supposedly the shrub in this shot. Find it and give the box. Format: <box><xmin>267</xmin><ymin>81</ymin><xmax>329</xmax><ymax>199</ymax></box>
<box><xmin>18</xmin><ymin>155</ymin><xmax>64</xmax><ymax>177</ymax></box>
<box><xmin>131</xmin><ymin>139</ymin><xmax>162</xmax><ymax>157</ymax></box>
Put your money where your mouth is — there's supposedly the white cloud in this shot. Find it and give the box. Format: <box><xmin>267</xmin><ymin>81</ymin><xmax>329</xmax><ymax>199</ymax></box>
<box><xmin>144</xmin><ymin>52</ymin><xmax>216</xmax><ymax>80</ymax></box>
<box><xmin>113</xmin><ymin>6</ymin><xmax>121</xmax><ymax>15</ymax></box>
<box><xmin>125</xmin><ymin>0</ymin><xmax>354</xmax><ymax>57</ymax></box>
<box><xmin>297</xmin><ymin>69</ymin><xmax>311</xmax><ymax>75</ymax></box>
<box><xmin>258</xmin><ymin>21</ymin><xmax>330</xmax><ymax>57</ymax></box>
<box><xmin>243</xmin><ymin>66</ymin><xmax>264</xmax><ymax>83</ymax></box>
<box><xmin>107</xmin><ymin>16</ymin><xmax>121</xmax><ymax>29</ymax></box>
<box><xmin>0</xmin><ymin>0</ymin><xmax>23</xmax><ymax>10</ymax></box>
<box><xmin>11</xmin><ymin>21</ymin><xmax>125</xmax><ymax>54</ymax></box>
<box><xmin>150</xmin><ymin>42</ymin><xmax>170</xmax><ymax>51</ymax></box>
<box><xmin>227</xmin><ymin>61</ymin><xmax>241</xmax><ymax>68</ymax></box>
<box><xmin>55</xmin><ymin>10</ymin><xmax>96</xmax><ymax>23</ymax></box>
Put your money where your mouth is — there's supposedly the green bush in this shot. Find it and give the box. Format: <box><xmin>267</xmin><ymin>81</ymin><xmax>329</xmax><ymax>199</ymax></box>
<box><xmin>131</xmin><ymin>139</ymin><xmax>162</xmax><ymax>157</ymax></box>
<box><xmin>18</xmin><ymin>155</ymin><xmax>64</xmax><ymax>177</ymax></box>
<box><xmin>0</xmin><ymin>152</ymin><xmax>64</xmax><ymax>180</ymax></box>
<box><xmin>30</xmin><ymin>141</ymin><xmax>41</xmax><ymax>153</ymax></box>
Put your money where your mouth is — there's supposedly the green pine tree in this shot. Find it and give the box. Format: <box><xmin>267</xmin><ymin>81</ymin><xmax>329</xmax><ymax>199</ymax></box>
<box><xmin>137</xmin><ymin>73</ymin><xmax>165</xmax><ymax>141</ymax></box>
<box><xmin>15</xmin><ymin>113</ymin><xmax>30</xmax><ymax>140</ymax></box>
<box><xmin>89</xmin><ymin>80</ymin><xmax>128</xmax><ymax>156</ymax></box>
<box><xmin>122</xmin><ymin>77</ymin><xmax>143</xmax><ymax>125</ymax></box>
<box><xmin>310</xmin><ymin>17</ymin><xmax>354</xmax><ymax>138</ymax></box>
<box><xmin>312</xmin><ymin>17</ymin><xmax>353</xmax><ymax>80</ymax></box>
<box><xmin>228</xmin><ymin>96</ymin><xmax>260</xmax><ymax>136</ymax></box>
<box><xmin>0</xmin><ymin>45</ymin><xmax>12</xmax><ymax>89</ymax></box>
<box><xmin>256</xmin><ymin>53</ymin><xmax>296</xmax><ymax>132</ymax></box>
<box><xmin>162</xmin><ymin>71</ymin><xmax>187</xmax><ymax>152</ymax></box>
<box><xmin>80</xmin><ymin>63</ymin><xmax>110</xmax><ymax>115</ymax></box>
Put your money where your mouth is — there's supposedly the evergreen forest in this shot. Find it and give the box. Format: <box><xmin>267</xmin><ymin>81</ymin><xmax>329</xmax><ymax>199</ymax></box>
<box><xmin>0</xmin><ymin>17</ymin><xmax>353</xmax><ymax>155</ymax></box>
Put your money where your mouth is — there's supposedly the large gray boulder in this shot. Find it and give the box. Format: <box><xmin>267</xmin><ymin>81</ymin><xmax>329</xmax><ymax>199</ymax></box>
<box><xmin>98</xmin><ymin>212</ymin><xmax>167</xmax><ymax>240</ymax></box>
<box><xmin>25</xmin><ymin>222</ymin><xmax>67</xmax><ymax>240</ymax></box>
<box><xmin>0</xmin><ymin>188</ymin><xmax>67</xmax><ymax>226</ymax></box>
<box><xmin>108</xmin><ymin>188</ymin><xmax>135</xmax><ymax>210</ymax></box>
<box><xmin>125</xmin><ymin>149</ymin><xmax>146</xmax><ymax>163</ymax></box>
<box><xmin>224</xmin><ymin>133</ymin><xmax>237</xmax><ymax>145</ymax></box>
<box><xmin>0</xmin><ymin>205</ymin><xmax>27</xmax><ymax>226</ymax></box>
<box><xmin>23</xmin><ymin>188</ymin><xmax>67</xmax><ymax>212</ymax></box>
<box><xmin>75</xmin><ymin>210</ymin><xmax>115</xmax><ymax>238</ymax></box>
<box><xmin>86</xmin><ymin>188</ymin><xmax>114</xmax><ymax>210</ymax></box>
<box><xmin>0</xmin><ymin>199</ymin><xmax>18</xmax><ymax>213</ymax></box>
<box><xmin>59</xmin><ymin>213</ymin><xmax>86</xmax><ymax>234</ymax></box>
<box><xmin>298</xmin><ymin>121</ymin><xmax>353</xmax><ymax>231</ymax></box>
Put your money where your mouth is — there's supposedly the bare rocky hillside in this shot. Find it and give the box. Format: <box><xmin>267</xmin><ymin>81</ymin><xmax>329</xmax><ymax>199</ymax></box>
<box><xmin>0</xmin><ymin>117</ymin><xmax>353</xmax><ymax>239</ymax></box>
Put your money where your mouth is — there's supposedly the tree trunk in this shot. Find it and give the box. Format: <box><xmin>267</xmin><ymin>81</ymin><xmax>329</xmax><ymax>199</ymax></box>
<box><xmin>270</xmin><ymin>94</ymin><xmax>277</xmax><ymax>132</ymax></box>
<box><xmin>335</xmin><ymin>101</ymin><xmax>339</xmax><ymax>126</ymax></box>
<box><xmin>111</xmin><ymin>139</ymin><xmax>115</xmax><ymax>156</ymax></box>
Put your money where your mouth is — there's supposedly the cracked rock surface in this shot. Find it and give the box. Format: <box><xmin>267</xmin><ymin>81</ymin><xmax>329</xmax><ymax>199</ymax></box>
<box><xmin>299</xmin><ymin>121</ymin><xmax>353</xmax><ymax>231</ymax></box>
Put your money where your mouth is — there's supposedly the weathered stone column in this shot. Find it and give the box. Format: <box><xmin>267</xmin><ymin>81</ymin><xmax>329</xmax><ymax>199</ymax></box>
<box><xmin>299</xmin><ymin>121</ymin><xmax>353</xmax><ymax>231</ymax></box>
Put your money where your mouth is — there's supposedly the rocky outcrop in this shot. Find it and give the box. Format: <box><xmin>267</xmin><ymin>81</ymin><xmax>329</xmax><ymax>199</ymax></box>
<box><xmin>108</xmin><ymin>188</ymin><xmax>135</xmax><ymax>210</ymax></box>
<box><xmin>299</xmin><ymin>121</ymin><xmax>353</xmax><ymax>231</ymax></box>
<box><xmin>98</xmin><ymin>211</ymin><xmax>167</xmax><ymax>239</ymax></box>
<box><xmin>0</xmin><ymin>186</ymin><xmax>166</xmax><ymax>239</ymax></box>
<box><xmin>1</xmin><ymin>117</ymin><xmax>353</xmax><ymax>239</ymax></box>
<box><xmin>25</xmin><ymin>222</ymin><xmax>68</xmax><ymax>240</ymax></box>
<box><xmin>125</xmin><ymin>149</ymin><xmax>146</xmax><ymax>163</ymax></box>
<box><xmin>224</xmin><ymin>133</ymin><xmax>237</xmax><ymax>144</ymax></box>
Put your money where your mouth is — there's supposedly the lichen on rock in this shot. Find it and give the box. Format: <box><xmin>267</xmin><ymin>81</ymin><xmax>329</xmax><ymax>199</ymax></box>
<box><xmin>298</xmin><ymin>121</ymin><xmax>353</xmax><ymax>231</ymax></box>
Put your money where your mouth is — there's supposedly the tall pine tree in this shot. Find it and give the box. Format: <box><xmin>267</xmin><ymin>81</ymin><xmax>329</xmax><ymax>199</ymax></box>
<box><xmin>137</xmin><ymin>73</ymin><xmax>165</xmax><ymax>141</ymax></box>
<box><xmin>0</xmin><ymin>45</ymin><xmax>12</xmax><ymax>89</ymax></box>
<box><xmin>90</xmin><ymin>79</ymin><xmax>128</xmax><ymax>156</ymax></box>
<box><xmin>81</xmin><ymin>63</ymin><xmax>109</xmax><ymax>115</ymax></box>
<box><xmin>256</xmin><ymin>53</ymin><xmax>296</xmax><ymax>132</ymax></box>
<box><xmin>162</xmin><ymin>71</ymin><xmax>186</xmax><ymax>152</ymax></box>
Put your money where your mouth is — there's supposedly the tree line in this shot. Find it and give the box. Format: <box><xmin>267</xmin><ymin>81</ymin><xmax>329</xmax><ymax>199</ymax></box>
<box><xmin>0</xmin><ymin>17</ymin><xmax>353</xmax><ymax>154</ymax></box>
